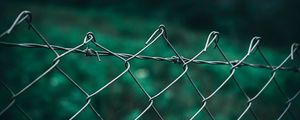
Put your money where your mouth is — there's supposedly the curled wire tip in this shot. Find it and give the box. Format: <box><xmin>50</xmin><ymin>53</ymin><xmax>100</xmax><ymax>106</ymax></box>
<box><xmin>159</xmin><ymin>24</ymin><xmax>168</xmax><ymax>39</ymax></box>
<box><xmin>86</xmin><ymin>32</ymin><xmax>94</xmax><ymax>40</ymax></box>
<box><xmin>159</xmin><ymin>24</ymin><xmax>165</xmax><ymax>28</ymax></box>
<box><xmin>211</xmin><ymin>31</ymin><xmax>220</xmax><ymax>48</ymax></box>
<box><xmin>84</xmin><ymin>32</ymin><xmax>96</xmax><ymax>44</ymax></box>
<box><xmin>145</xmin><ymin>27</ymin><xmax>162</xmax><ymax>45</ymax></box>
<box><xmin>0</xmin><ymin>10</ymin><xmax>33</xmax><ymax>38</ymax></box>
<box><xmin>253</xmin><ymin>36</ymin><xmax>261</xmax><ymax>40</ymax></box>
<box><xmin>247</xmin><ymin>36</ymin><xmax>261</xmax><ymax>54</ymax></box>
<box><xmin>144</xmin><ymin>24</ymin><xmax>168</xmax><ymax>45</ymax></box>
<box><xmin>158</xmin><ymin>24</ymin><xmax>166</xmax><ymax>33</ymax></box>
<box><xmin>204</xmin><ymin>31</ymin><xmax>220</xmax><ymax>50</ymax></box>
<box><xmin>211</xmin><ymin>31</ymin><xmax>219</xmax><ymax>35</ymax></box>
<box><xmin>290</xmin><ymin>43</ymin><xmax>299</xmax><ymax>60</ymax></box>
<box><xmin>21</xmin><ymin>10</ymin><xmax>32</xmax><ymax>23</ymax></box>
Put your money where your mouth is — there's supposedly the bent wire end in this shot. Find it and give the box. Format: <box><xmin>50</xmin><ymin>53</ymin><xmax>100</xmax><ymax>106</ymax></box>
<box><xmin>205</xmin><ymin>31</ymin><xmax>219</xmax><ymax>50</ymax></box>
<box><xmin>247</xmin><ymin>36</ymin><xmax>261</xmax><ymax>55</ymax></box>
<box><xmin>0</xmin><ymin>10</ymin><xmax>32</xmax><ymax>38</ymax></box>
<box><xmin>145</xmin><ymin>26</ymin><xmax>163</xmax><ymax>45</ymax></box>
<box><xmin>84</xmin><ymin>32</ymin><xmax>96</xmax><ymax>44</ymax></box>
<box><xmin>159</xmin><ymin>24</ymin><xmax>168</xmax><ymax>39</ymax></box>
<box><xmin>18</xmin><ymin>10</ymin><xmax>32</xmax><ymax>24</ymax></box>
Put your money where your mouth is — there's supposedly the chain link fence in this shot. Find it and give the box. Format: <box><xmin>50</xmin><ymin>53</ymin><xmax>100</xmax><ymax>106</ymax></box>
<box><xmin>0</xmin><ymin>11</ymin><xmax>299</xmax><ymax>120</ymax></box>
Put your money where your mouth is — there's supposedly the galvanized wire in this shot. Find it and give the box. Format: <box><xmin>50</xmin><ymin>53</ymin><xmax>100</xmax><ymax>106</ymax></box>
<box><xmin>0</xmin><ymin>11</ymin><xmax>299</xmax><ymax>120</ymax></box>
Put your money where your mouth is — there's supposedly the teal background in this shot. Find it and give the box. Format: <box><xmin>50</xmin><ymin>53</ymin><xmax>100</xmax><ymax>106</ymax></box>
<box><xmin>0</xmin><ymin>0</ymin><xmax>299</xmax><ymax>120</ymax></box>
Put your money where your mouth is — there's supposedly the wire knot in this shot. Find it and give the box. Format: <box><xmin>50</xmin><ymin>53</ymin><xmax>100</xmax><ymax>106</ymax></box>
<box><xmin>83</xmin><ymin>47</ymin><xmax>96</xmax><ymax>56</ymax></box>
<box><xmin>83</xmin><ymin>47</ymin><xmax>101</xmax><ymax>61</ymax></box>
<box><xmin>170</xmin><ymin>56</ymin><xmax>182</xmax><ymax>64</ymax></box>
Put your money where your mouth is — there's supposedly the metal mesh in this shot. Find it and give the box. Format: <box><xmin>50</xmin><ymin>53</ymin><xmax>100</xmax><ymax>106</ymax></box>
<box><xmin>0</xmin><ymin>11</ymin><xmax>299</xmax><ymax>120</ymax></box>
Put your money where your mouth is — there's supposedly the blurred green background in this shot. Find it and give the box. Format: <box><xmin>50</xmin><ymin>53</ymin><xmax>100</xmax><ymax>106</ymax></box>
<box><xmin>0</xmin><ymin>0</ymin><xmax>299</xmax><ymax>120</ymax></box>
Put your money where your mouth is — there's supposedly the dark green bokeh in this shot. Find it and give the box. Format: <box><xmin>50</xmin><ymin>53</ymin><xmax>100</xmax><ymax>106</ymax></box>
<box><xmin>0</xmin><ymin>1</ymin><xmax>299</xmax><ymax>120</ymax></box>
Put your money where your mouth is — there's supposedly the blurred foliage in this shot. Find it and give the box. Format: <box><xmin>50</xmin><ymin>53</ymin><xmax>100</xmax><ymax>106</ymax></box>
<box><xmin>0</xmin><ymin>0</ymin><xmax>299</xmax><ymax>120</ymax></box>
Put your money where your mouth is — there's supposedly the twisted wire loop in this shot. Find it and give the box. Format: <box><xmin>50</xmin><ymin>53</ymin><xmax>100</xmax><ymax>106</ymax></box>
<box><xmin>0</xmin><ymin>11</ymin><xmax>299</xmax><ymax>120</ymax></box>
